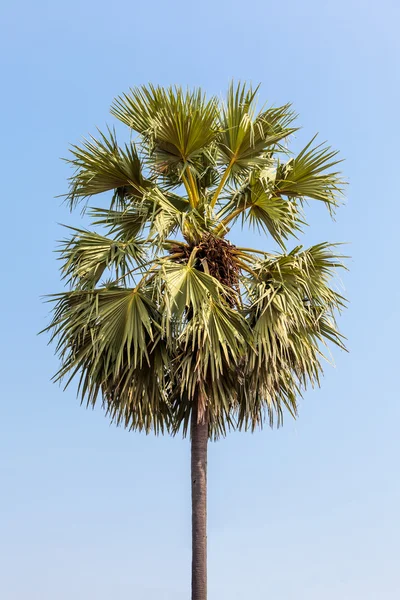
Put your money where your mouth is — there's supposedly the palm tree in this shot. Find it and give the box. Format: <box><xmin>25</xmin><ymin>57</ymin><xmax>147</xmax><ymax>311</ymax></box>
<box><xmin>45</xmin><ymin>83</ymin><xmax>346</xmax><ymax>600</ymax></box>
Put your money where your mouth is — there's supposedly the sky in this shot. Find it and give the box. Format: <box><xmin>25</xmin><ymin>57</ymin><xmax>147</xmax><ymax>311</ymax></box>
<box><xmin>1</xmin><ymin>0</ymin><xmax>399</xmax><ymax>598</ymax></box>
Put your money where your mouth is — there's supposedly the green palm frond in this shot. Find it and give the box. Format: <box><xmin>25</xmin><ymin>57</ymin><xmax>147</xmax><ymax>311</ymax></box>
<box><xmin>161</xmin><ymin>256</ymin><xmax>225</xmax><ymax>320</ymax></box>
<box><xmin>159</xmin><ymin>250</ymin><xmax>249</xmax><ymax>433</ymax></box>
<box><xmin>276</xmin><ymin>136</ymin><xmax>344</xmax><ymax>211</ymax></box>
<box><xmin>147</xmin><ymin>187</ymin><xmax>191</xmax><ymax>242</ymax></box>
<box><xmin>90</xmin><ymin>205</ymin><xmax>148</xmax><ymax>239</ymax></box>
<box><xmin>148</xmin><ymin>87</ymin><xmax>219</xmax><ymax>162</ymax></box>
<box><xmin>65</xmin><ymin>128</ymin><xmax>148</xmax><ymax>208</ymax></box>
<box><xmin>91</xmin><ymin>186</ymin><xmax>191</xmax><ymax>244</ymax></box>
<box><xmin>171</xmin><ymin>301</ymin><xmax>249</xmax><ymax>438</ymax></box>
<box><xmin>59</xmin><ymin>226</ymin><xmax>146</xmax><ymax>288</ymax></box>
<box><xmin>247</xmin><ymin>243</ymin><xmax>346</xmax><ymax>346</ymax></box>
<box><xmin>111</xmin><ymin>84</ymin><xmax>167</xmax><ymax>132</ymax></box>
<box><xmin>184</xmin><ymin>300</ymin><xmax>248</xmax><ymax>379</ymax></box>
<box><xmin>240</xmin><ymin>243</ymin><xmax>346</xmax><ymax>429</ymax></box>
<box><xmin>46</xmin><ymin>286</ymin><xmax>170</xmax><ymax>433</ymax></box>
<box><xmin>112</xmin><ymin>85</ymin><xmax>219</xmax><ymax>187</ymax></box>
<box><xmin>217</xmin><ymin>82</ymin><xmax>297</xmax><ymax>173</ymax></box>
<box><xmin>217</xmin><ymin>170</ymin><xmax>304</xmax><ymax>247</ymax></box>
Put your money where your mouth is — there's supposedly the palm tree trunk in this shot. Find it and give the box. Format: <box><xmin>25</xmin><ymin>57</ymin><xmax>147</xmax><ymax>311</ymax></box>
<box><xmin>191</xmin><ymin>400</ymin><xmax>208</xmax><ymax>600</ymax></box>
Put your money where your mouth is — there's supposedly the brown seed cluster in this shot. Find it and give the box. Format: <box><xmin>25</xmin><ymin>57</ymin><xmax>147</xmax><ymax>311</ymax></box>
<box><xmin>197</xmin><ymin>235</ymin><xmax>239</xmax><ymax>289</ymax></box>
<box><xmin>169</xmin><ymin>234</ymin><xmax>240</xmax><ymax>304</ymax></box>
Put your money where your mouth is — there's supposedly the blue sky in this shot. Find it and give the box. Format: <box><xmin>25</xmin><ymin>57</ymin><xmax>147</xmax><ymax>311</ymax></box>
<box><xmin>1</xmin><ymin>0</ymin><xmax>400</xmax><ymax>598</ymax></box>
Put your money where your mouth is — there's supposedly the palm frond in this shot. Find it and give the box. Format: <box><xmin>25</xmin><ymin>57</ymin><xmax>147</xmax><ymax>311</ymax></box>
<box><xmin>146</xmin><ymin>187</ymin><xmax>191</xmax><ymax>243</ymax></box>
<box><xmin>111</xmin><ymin>84</ymin><xmax>168</xmax><ymax>132</ymax></box>
<box><xmin>65</xmin><ymin>128</ymin><xmax>148</xmax><ymax>208</ymax></box>
<box><xmin>161</xmin><ymin>256</ymin><xmax>225</xmax><ymax>321</ymax></box>
<box><xmin>171</xmin><ymin>300</ymin><xmax>249</xmax><ymax>438</ymax></box>
<box><xmin>90</xmin><ymin>205</ymin><xmax>148</xmax><ymax>239</ymax></box>
<box><xmin>59</xmin><ymin>226</ymin><xmax>146</xmax><ymax>288</ymax></box>
<box><xmin>217</xmin><ymin>82</ymin><xmax>297</xmax><ymax>174</ymax></box>
<box><xmin>112</xmin><ymin>85</ymin><xmax>219</xmax><ymax>184</ymax></box>
<box><xmin>45</xmin><ymin>286</ymin><xmax>170</xmax><ymax>433</ymax></box>
<box><xmin>218</xmin><ymin>170</ymin><xmax>304</xmax><ymax>247</ymax></box>
<box><xmin>240</xmin><ymin>243</ymin><xmax>346</xmax><ymax>430</ymax></box>
<box><xmin>276</xmin><ymin>136</ymin><xmax>344</xmax><ymax>211</ymax></box>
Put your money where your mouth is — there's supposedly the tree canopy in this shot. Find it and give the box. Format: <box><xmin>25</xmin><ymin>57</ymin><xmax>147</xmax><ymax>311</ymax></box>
<box><xmin>45</xmin><ymin>82</ymin><xmax>346</xmax><ymax>439</ymax></box>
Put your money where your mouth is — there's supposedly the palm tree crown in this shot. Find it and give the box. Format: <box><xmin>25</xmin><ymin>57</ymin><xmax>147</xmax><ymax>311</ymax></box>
<box><xmin>46</xmin><ymin>82</ymin><xmax>346</xmax><ymax>439</ymax></box>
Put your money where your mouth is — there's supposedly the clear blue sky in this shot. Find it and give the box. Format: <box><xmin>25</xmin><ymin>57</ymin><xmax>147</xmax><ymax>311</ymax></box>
<box><xmin>1</xmin><ymin>1</ymin><xmax>399</xmax><ymax>598</ymax></box>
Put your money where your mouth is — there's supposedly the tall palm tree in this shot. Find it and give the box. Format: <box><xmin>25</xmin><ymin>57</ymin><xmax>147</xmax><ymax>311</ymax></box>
<box><xmin>45</xmin><ymin>83</ymin><xmax>346</xmax><ymax>600</ymax></box>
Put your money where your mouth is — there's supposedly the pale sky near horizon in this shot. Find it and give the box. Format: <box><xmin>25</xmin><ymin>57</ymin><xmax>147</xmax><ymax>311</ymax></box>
<box><xmin>1</xmin><ymin>1</ymin><xmax>400</xmax><ymax>598</ymax></box>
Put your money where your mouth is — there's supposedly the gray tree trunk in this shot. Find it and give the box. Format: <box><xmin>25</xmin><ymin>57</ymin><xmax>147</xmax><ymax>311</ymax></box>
<box><xmin>191</xmin><ymin>401</ymin><xmax>208</xmax><ymax>600</ymax></box>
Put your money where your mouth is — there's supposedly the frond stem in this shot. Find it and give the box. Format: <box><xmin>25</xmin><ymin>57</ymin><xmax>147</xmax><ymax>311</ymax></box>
<box><xmin>235</xmin><ymin>247</ymin><xmax>270</xmax><ymax>256</ymax></box>
<box><xmin>210</xmin><ymin>157</ymin><xmax>235</xmax><ymax>209</ymax></box>
<box><xmin>214</xmin><ymin>206</ymin><xmax>245</xmax><ymax>236</ymax></box>
<box><xmin>187</xmin><ymin>167</ymin><xmax>199</xmax><ymax>208</ymax></box>
<box><xmin>182</xmin><ymin>174</ymin><xmax>195</xmax><ymax>208</ymax></box>
<box><xmin>236</xmin><ymin>259</ymin><xmax>258</xmax><ymax>277</ymax></box>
